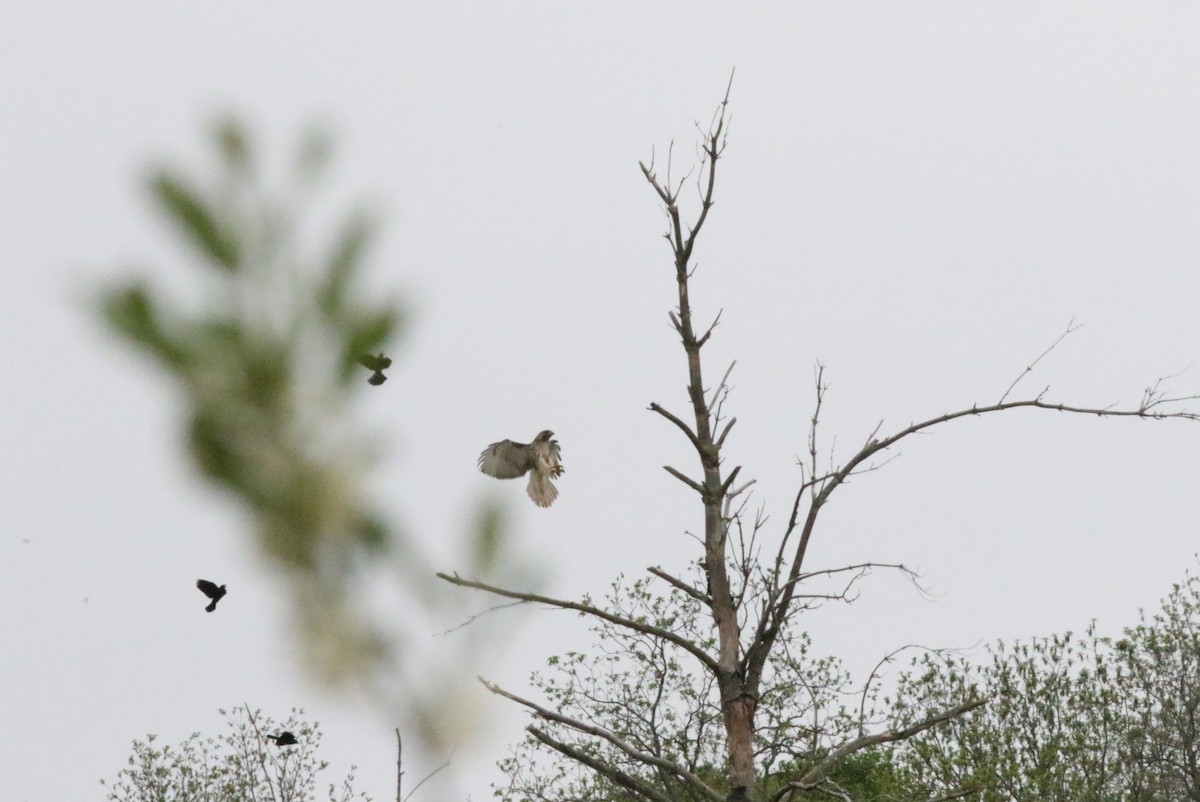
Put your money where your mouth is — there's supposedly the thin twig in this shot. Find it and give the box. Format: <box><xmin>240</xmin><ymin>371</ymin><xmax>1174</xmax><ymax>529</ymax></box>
<box><xmin>402</xmin><ymin>755</ymin><xmax>451</xmax><ymax>802</ymax></box>
<box><xmin>434</xmin><ymin>599</ymin><xmax>526</xmax><ymax>636</ymax></box>
<box><xmin>999</xmin><ymin>318</ymin><xmax>1082</xmax><ymax>404</ymax></box>
<box><xmin>400</xmin><ymin>729</ymin><xmax>410</xmax><ymax>802</ymax></box>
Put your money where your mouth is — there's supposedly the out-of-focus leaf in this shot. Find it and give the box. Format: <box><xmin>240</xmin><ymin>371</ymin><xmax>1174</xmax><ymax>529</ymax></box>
<box><xmin>354</xmin><ymin>514</ymin><xmax>388</xmax><ymax>552</ymax></box>
<box><xmin>102</xmin><ymin>282</ymin><xmax>158</xmax><ymax>343</ymax></box>
<box><xmin>101</xmin><ymin>282</ymin><xmax>188</xmax><ymax>368</ymax></box>
<box><xmin>149</xmin><ymin>171</ymin><xmax>240</xmax><ymax>271</ymax></box>
<box><xmin>472</xmin><ymin>501</ymin><xmax>506</xmax><ymax>573</ymax></box>
<box><xmin>188</xmin><ymin>409</ymin><xmax>243</xmax><ymax>492</ymax></box>
<box><xmin>213</xmin><ymin>118</ymin><xmax>251</xmax><ymax>173</ymax></box>
<box><xmin>295</xmin><ymin>127</ymin><xmax>333</xmax><ymax>182</ymax></box>
<box><xmin>261</xmin><ymin>506</ymin><xmax>318</xmax><ymax>571</ymax></box>
<box><xmin>101</xmin><ymin>122</ymin><xmax>512</xmax><ymax>736</ymax></box>
<box><xmin>318</xmin><ymin>212</ymin><xmax>373</xmax><ymax>320</ymax></box>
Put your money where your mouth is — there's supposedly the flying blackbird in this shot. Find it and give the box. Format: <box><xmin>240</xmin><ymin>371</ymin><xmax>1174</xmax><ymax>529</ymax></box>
<box><xmin>195</xmin><ymin>579</ymin><xmax>227</xmax><ymax>612</ymax></box>
<box><xmin>270</xmin><ymin>731</ymin><xmax>298</xmax><ymax>746</ymax></box>
<box><xmin>357</xmin><ymin>353</ymin><xmax>392</xmax><ymax>386</ymax></box>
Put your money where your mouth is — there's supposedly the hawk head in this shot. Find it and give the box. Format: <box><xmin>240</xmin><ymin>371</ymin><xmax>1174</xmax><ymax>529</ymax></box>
<box><xmin>535</xmin><ymin>429</ymin><xmax>555</xmax><ymax>442</ymax></box>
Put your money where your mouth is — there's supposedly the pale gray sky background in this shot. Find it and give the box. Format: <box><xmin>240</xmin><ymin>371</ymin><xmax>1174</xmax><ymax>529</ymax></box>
<box><xmin>4</xmin><ymin>3</ymin><xmax>1200</xmax><ymax>800</ymax></box>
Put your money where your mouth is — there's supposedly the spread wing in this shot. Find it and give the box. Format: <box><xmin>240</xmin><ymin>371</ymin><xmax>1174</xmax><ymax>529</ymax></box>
<box><xmin>196</xmin><ymin>579</ymin><xmax>222</xmax><ymax>599</ymax></box>
<box><xmin>478</xmin><ymin>440</ymin><xmax>533</xmax><ymax>479</ymax></box>
<box><xmin>357</xmin><ymin>353</ymin><xmax>392</xmax><ymax>371</ymax></box>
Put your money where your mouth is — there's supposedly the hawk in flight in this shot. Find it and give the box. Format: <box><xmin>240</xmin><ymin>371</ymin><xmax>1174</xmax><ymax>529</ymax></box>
<box><xmin>478</xmin><ymin>430</ymin><xmax>564</xmax><ymax>507</ymax></box>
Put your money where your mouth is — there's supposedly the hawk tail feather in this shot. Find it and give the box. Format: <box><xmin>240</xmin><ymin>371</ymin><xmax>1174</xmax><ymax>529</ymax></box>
<box><xmin>527</xmin><ymin>472</ymin><xmax>559</xmax><ymax>508</ymax></box>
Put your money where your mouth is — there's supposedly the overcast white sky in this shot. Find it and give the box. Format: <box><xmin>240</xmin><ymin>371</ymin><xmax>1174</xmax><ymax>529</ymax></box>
<box><xmin>4</xmin><ymin>3</ymin><xmax>1200</xmax><ymax>800</ymax></box>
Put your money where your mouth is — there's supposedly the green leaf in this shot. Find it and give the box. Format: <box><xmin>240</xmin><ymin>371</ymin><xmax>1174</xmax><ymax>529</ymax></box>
<box><xmin>101</xmin><ymin>281</ymin><xmax>188</xmax><ymax>368</ymax></box>
<box><xmin>213</xmin><ymin>118</ymin><xmax>251</xmax><ymax>172</ymax></box>
<box><xmin>354</xmin><ymin>514</ymin><xmax>388</xmax><ymax>552</ymax></box>
<box><xmin>295</xmin><ymin>127</ymin><xmax>333</xmax><ymax>181</ymax></box>
<box><xmin>319</xmin><ymin>212</ymin><xmax>373</xmax><ymax>319</ymax></box>
<box><xmin>149</xmin><ymin>170</ymin><xmax>240</xmax><ymax>271</ymax></box>
<box><xmin>471</xmin><ymin>501</ymin><xmax>506</xmax><ymax>572</ymax></box>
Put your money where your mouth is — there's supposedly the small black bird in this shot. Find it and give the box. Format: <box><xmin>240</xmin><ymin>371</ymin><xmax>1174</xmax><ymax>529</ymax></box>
<box><xmin>357</xmin><ymin>353</ymin><xmax>392</xmax><ymax>386</ymax></box>
<box><xmin>269</xmin><ymin>731</ymin><xmax>298</xmax><ymax>746</ymax></box>
<box><xmin>195</xmin><ymin>579</ymin><xmax>227</xmax><ymax>612</ymax></box>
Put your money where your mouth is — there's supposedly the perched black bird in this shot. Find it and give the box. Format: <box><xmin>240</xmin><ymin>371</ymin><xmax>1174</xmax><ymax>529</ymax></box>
<box><xmin>195</xmin><ymin>579</ymin><xmax>227</xmax><ymax>612</ymax></box>
<box><xmin>357</xmin><ymin>353</ymin><xmax>392</xmax><ymax>386</ymax></box>
<box><xmin>269</xmin><ymin>731</ymin><xmax>298</xmax><ymax>746</ymax></box>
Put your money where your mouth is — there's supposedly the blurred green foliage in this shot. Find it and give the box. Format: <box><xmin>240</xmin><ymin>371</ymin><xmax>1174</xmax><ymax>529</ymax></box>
<box><xmin>101</xmin><ymin>119</ymin><xmax>399</xmax><ymax>684</ymax></box>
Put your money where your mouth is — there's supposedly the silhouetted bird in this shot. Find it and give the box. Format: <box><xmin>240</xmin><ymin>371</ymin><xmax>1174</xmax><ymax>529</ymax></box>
<box><xmin>195</xmin><ymin>579</ymin><xmax>227</xmax><ymax>612</ymax></box>
<box><xmin>270</xmin><ymin>731</ymin><xmax>298</xmax><ymax>746</ymax></box>
<box><xmin>357</xmin><ymin>353</ymin><xmax>392</xmax><ymax>386</ymax></box>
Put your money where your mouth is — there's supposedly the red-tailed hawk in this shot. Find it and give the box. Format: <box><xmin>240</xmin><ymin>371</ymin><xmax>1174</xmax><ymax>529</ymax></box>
<box><xmin>477</xmin><ymin>429</ymin><xmax>564</xmax><ymax>508</ymax></box>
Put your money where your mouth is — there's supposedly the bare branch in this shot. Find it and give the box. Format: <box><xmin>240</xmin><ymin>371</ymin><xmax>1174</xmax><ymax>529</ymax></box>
<box><xmin>718</xmin><ymin>465</ymin><xmax>743</xmax><ymax>497</ymax></box>
<box><xmin>663</xmin><ymin>465</ymin><xmax>706</xmax><ymax>495</ymax></box>
<box><xmin>716</xmin><ymin>416</ymin><xmax>738</xmax><ymax>449</ymax></box>
<box><xmin>773</xmin><ymin>390</ymin><xmax>1200</xmax><ymax>645</ymax></box>
<box><xmin>795</xmin><ymin>452</ymin><xmax>899</xmax><ymax>495</ymax></box>
<box><xmin>843</xmin><ymin>394</ymin><xmax>1199</xmax><ymax>492</ymax></box>
<box><xmin>527</xmin><ymin>725</ymin><xmax>674</xmax><ymax>802</ymax></box>
<box><xmin>708</xmin><ymin>359</ymin><xmax>736</xmax><ymax>417</ymax></box>
<box><xmin>697</xmin><ymin>309</ymin><xmax>723</xmax><ymax>349</ymax></box>
<box><xmin>678</xmin><ymin>73</ymin><xmax>733</xmax><ymax>263</ymax></box>
<box><xmin>1140</xmin><ymin>372</ymin><xmax>1200</xmax><ymax>412</ymax></box>
<box><xmin>638</xmin><ymin>161</ymin><xmax>674</xmax><ymax>207</ymax></box>
<box><xmin>481</xmin><ymin>678</ymin><xmax>724</xmax><ymax>802</ymax></box>
<box><xmin>649</xmin><ymin>402</ymin><xmax>701</xmax><ymax>450</ymax></box>
<box><xmin>436</xmin><ymin>572</ymin><xmax>719</xmax><ymax>673</ymax></box>
<box><xmin>726</xmin><ymin>477</ymin><xmax>756</xmax><ymax>502</ymax></box>
<box><xmin>861</xmin><ymin>419</ymin><xmax>884</xmax><ymax>450</ymax></box>
<box><xmin>856</xmin><ymin>644</ymin><xmax>947</xmax><ymax>731</ymax></box>
<box><xmin>648</xmin><ymin>566</ymin><xmax>712</xmax><ymax>605</ymax></box>
<box><xmin>752</xmin><ymin>384</ymin><xmax>1200</xmax><ymax>689</ymax></box>
<box><xmin>781</xmin><ymin>698</ymin><xmax>988</xmax><ymax>797</ymax></box>
<box><xmin>999</xmin><ymin>318</ymin><xmax>1082</xmax><ymax>404</ymax></box>
<box><xmin>794</xmin><ymin>562</ymin><xmax>917</xmax><ymax>586</ymax></box>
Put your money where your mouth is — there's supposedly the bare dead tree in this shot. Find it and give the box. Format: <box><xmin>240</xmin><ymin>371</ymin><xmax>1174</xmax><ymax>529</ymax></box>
<box><xmin>440</xmin><ymin>78</ymin><xmax>1199</xmax><ymax>802</ymax></box>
